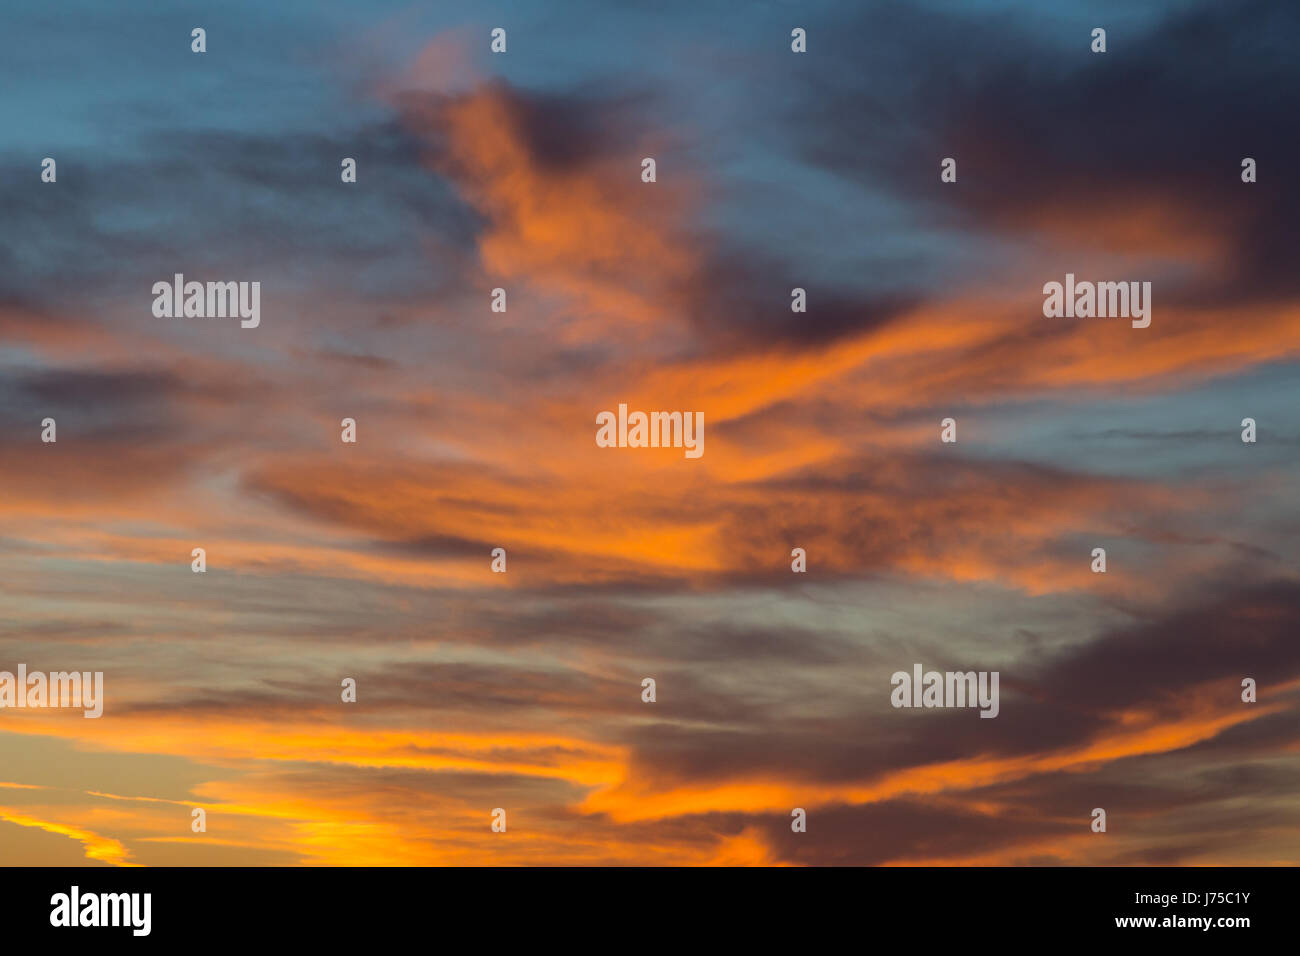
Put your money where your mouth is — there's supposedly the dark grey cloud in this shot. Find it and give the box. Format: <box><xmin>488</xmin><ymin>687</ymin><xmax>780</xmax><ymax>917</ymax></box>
<box><xmin>0</xmin><ymin>121</ymin><xmax>475</xmax><ymax>308</ymax></box>
<box><xmin>796</xmin><ymin>0</ymin><xmax>1300</xmax><ymax>308</ymax></box>
<box><xmin>677</xmin><ymin>249</ymin><xmax>920</xmax><ymax>351</ymax></box>
<box><xmin>1039</xmin><ymin>579</ymin><xmax>1300</xmax><ymax>712</ymax></box>
<box><xmin>756</xmin><ymin>800</ymin><xmax>1067</xmax><ymax>866</ymax></box>
<box><xmin>609</xmin><ymin>578</ymin><xmax>1300</xmax><ymax>795</ymax></box>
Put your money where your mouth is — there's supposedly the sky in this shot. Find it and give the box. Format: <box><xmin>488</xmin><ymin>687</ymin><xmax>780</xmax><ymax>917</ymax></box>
<box><xmin>0</xmin><ymin>0</ymin><xmax>1298</xmax><ymax>866</ymax></box>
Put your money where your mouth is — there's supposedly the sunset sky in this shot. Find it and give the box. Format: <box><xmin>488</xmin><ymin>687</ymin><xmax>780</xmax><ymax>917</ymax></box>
<box><xmin>2</xmin><ymin>0</ymin><xmax>1298</xmax><ymax>866</ymax></box>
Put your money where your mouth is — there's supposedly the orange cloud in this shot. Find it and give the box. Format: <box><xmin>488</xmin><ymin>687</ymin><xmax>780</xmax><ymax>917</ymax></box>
<box><xmin>579</xmin><ymin>695</ymin><xmax>1281</xmax><ymax>824</ymax></box>
<box><xmin>0</xmin><ymin>806</ymin><xmax>138</xmax><ymax>866</ymax></box>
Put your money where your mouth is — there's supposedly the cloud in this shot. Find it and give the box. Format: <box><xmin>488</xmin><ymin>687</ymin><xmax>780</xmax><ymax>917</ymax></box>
<box><xmin>1</xmin><ymin>4</ymin><xmax>1297</xmax><ymax>866</ymax></box>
